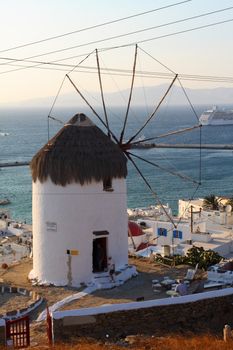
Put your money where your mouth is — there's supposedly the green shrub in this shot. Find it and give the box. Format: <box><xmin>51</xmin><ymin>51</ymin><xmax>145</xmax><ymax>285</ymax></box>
<box><xmin>154</xmin><ymin>246</ymin><xmax>222</xmax><ymax>270</ymax></box>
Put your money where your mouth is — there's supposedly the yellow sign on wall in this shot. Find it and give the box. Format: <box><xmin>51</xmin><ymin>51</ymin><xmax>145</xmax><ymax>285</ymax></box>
<box><xmin>67</xmin><ymin>249</ymin><xmax>79</xmax><ymax>256</ymax></box>
<box><xmin>71</xmin><ymin>250</ymin><xmax>79</xmax><ymax>256</ymax></box>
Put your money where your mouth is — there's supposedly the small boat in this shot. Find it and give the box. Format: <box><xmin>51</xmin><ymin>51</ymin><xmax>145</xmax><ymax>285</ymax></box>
<box><xmin>0</xmin><ymin>198</ymin><xmax>10</xmax><ymax>205</ymax></box>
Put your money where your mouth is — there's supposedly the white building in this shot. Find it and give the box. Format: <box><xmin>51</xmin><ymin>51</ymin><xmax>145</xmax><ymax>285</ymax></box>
<box><xmin>178</xmin><ymin>198</ymin><xmax>233</xmax><ymax>227</ymax></box>
<box><xmin>30</xmin><ymin>113</ymin><xmax>129</xmax><ymax>287</ymax></box>
<box><xmin>134</xmin><ymin>198</ymin><xmax>233</xmax><ymax>258</ymax></box>
<box><xmin>0</xmin><ymin>210</ymin><xmax>10</xmax><ymax>233</ymax></box>
<box><xmin>137</xmin><ymin>218</ymin><xmax>206</xmax><ymax>244</ymax></box>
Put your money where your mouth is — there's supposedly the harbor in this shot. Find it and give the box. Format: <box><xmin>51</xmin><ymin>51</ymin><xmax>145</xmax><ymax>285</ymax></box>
<box><xmin>1</xmin><ymin>143</ymin><xmax>233</xmax><ymax>170</ymax></box>
<box><xmin>131</xmin><ymin>143</ymin><xmax>233</xmax><ymax>150</ymax></box>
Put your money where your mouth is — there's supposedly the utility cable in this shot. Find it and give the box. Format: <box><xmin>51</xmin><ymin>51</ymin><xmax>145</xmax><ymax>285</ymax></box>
<box><xmin>0</xmin><ymin>2</ymin><xmax>195</xmax><ymax>65</ymax></box>
<box><xmin>0</xmin><ymin>1</ymin><xmax>192</xmax><ymax>54</ymax></box>
<box><xmin>129</xmin><ymin>17</ymin><xmax>233</xmax><ymax>48</ymax></box>
<box><xmin>1</xmin><ymin>16</ymin><xmax>233</xmax><ymax>77</ymax></box>
<box><xmin>3</xmin><ymin>58</ymin><xmax>233</xmax><ymax>84</ymax></box>
<box><xmin>98</xmin><ymin>17</ymin><xmax>233</xmax><ymax>54</ymax></box>
<box><xmin>0</xmin><ymin>6</ymin><xmax>233</xmax><ymax>72</ymax></box>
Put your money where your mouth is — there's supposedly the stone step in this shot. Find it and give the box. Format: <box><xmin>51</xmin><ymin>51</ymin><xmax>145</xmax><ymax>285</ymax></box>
<box><xmin>91</xmin><ymin>265</ymin><xmax>137</xmax><ymax>290</ymax></box>
<box><xmin>93</xmin><ymin>273</ymin><xmax>109</xmax><ymax>279</ymax></box>
<box><xmin>95</xmin><ymin>280</ymin><xmax>123</xmax><ymax>289</ymax></box>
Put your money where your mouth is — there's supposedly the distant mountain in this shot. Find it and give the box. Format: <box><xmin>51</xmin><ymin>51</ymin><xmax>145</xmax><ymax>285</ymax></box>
<box><xmin>12</xmin><ymin>84</ymin><xmax>233</xmax><ymax>108</ymax></box>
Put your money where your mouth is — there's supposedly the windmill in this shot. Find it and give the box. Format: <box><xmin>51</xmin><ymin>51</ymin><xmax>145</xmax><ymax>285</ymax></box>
<box><xmin>30</xmin><ymin>45</ymin><xmax>202</xmax><ymax>286</ymax></box>
<box><xmin>48</xmin><ymin>44</ymin><xmax>202</xmax><ymax>226</ymax></box>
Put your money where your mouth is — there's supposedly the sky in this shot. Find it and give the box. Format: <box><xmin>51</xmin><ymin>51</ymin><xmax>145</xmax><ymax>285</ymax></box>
<box><xmin>1</xmin><ymin>0</ymin><xmax>233</xmax><ymax>105</ymax></box>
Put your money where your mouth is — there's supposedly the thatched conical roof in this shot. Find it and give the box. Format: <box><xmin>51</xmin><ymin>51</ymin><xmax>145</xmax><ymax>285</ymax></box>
<box><xmin>30</xmin><ymin>113</ymin><xmax>127</xmax><ymax>186</ymax></box>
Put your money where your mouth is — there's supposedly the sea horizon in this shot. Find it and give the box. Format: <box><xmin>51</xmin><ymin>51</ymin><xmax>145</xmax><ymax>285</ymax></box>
<box><xmin>0</xmin><ymin>105</ymin><xmax>233</xmax><ymax>224</ymax></box>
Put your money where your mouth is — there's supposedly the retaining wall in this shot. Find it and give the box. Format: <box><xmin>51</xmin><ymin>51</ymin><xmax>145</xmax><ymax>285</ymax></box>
<box><xmin>53</xmin><ymin>288</ymin><xmax>233</xmax><ymax>341</ymax></box>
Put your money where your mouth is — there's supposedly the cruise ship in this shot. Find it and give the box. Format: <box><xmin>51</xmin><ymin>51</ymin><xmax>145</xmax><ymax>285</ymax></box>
<box><xmin>199</xmin><ymin>106</ymin><xmax>233</xmax><ymax>125</ymax></box>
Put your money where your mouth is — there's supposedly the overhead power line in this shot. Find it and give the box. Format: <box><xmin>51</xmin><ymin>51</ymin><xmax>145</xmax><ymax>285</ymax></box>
<box><xmin>0</xmin><ymin>12</ymin><xmax>233</xmax><ymax>78</ymax></box>
<box><xmin>1</xmin><ymin>5</ymin><xmax>232</xmax><ymax>67</ymax></box>
<box><xmin>134</xmin><ymin>17</ymin><xmax>233</xmax><ymax>47</ymax></box>
<box><xmin>2</xmin><ymin>55</ymin><xmax>233</xmax><ymax>84</ymax></box>
<box><xmin>0</xmin><ymin>0</ymin><xmax>191</xmax><ymax>54</ymax></box>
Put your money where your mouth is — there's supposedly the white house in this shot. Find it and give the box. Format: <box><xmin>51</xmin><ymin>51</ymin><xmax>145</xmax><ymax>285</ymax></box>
<box><xmin>136</xmin><ymin>218</ymin><xmax>195</xmax><ymax>245</ymax></box>
<box><xmin>136</xmin><ymin>217</ymin><xmax>207</xmax><ymax>256</ymax></box>
<box><xmin>0</xmin><ymin>210</ymin><xmax>10</xmax><ymax>233</ymax></box>
<box><xmin>135</xmin><ymin>203</ymin><xmax>233</xmax><ymax>258</ymax></box>
<box><xmin>30</xmin><ymin>113</ymin><xmax>129</xmax><ymax>287</ymax></box>
<box><xmin>178</xmin><ymin>198</ymin><xmax>233</xmax><ymax>226</ymax></box>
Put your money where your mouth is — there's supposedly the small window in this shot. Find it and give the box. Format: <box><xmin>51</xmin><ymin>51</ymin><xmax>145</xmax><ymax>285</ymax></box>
<box><xmin>173</xmin><ymin>230</ymin><xmax>182</xmax><ymax>239</ymax></box>
<box><xmin>158</xmin><ymin>228</ymin><xmax>167</xmax><ymax>236</ymax></box>
<box><xmin>103</xmin><ymin>178</ymin><xmax>113</xmax><ymax>192</ymax></box>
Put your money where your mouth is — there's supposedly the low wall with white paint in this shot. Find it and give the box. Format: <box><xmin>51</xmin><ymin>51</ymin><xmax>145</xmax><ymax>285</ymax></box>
<box><xmin>52</xmin><ymin>288</ymin><xmax>233</xmax><ymax>341</ymax></box>
<box><xmin>0</xmin><ymin>285</ymin><xmax>43</xmax><ymax>320</ymax></box>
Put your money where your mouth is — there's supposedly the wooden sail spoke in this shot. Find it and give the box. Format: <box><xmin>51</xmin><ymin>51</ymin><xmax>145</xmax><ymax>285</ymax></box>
<box><xmin>96</xmin><ymin>49</ymin><xmax>110</xmax><ymax>138</ymax></box>
<box><xmin>130</xmin><ymin>124</ymin><xmax>201</xmax><ymax>145</ymax></box>
<box><xmin>126</xmin><ymin>74</ymin><xmax>178</xmax><ymax>145</ymax></box>
<box><xmin>125</xmin><ymin>152</ymin><xmax>176</xmax><ymax>227</ymax></box>
<box><xmin>66</xmin><ymin>74</ymin><xmax>119</xmax><ymax>144</ymax></box>
<box><xmin>120</xmin><ymin>44</ymin><xmax>138</xmax><ymax>144</ymax></box>
<box><xmin>128</xmin><ymin>151</ymin><xmax>200</xmax><ymax>185</ymax></box>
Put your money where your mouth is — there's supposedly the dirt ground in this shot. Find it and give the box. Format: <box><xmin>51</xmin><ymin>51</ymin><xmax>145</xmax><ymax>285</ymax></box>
<box><xmin>0</xmin><ymin>293</ymin><xmax>31</xmax><ymax>315</ymax></box>
<box><xmin>0</xmin><ymin>257</ymin><xmax>191</xmax><ymax>310</ymax></box>
<box><xmin>0</xmin><ymin>257</ymin><xmax>194</xmax><ymax>346</ymax></box>
<box><xmin>0</xmin><ymin>258</ymin><xmax>84</xmax><ymax>309</ymax></box>
<box><xmin>59</xmin><ymin>257</ymin><xmax>191</xmax><ymax>310</ymax></box>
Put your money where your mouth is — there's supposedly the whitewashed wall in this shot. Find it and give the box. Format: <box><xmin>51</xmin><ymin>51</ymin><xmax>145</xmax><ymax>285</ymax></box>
<box><xmin>178</xmin><ymin>199</ymin><xmax>233</xmax><ymax>226</ymax></box>
<box><xmin>32</xmin><ymin>177</ymin><xmax>128</xmax><ymax>286</ymax></box>
<box><xmin>0</xmin><ymin>219</ymin><xmax>7</xmax><ymax>232</ymax></box>
<box><xmin>137</xmin><ymin>219</ymin><xmax>192</xmax><ymax>246</ymax></box>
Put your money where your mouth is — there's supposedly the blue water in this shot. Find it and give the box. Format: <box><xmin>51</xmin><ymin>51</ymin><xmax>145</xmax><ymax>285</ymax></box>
<box><xmin>0</xmin><ymin>105</ymin><xmax>233</xmax><ymax>223</ymax></box>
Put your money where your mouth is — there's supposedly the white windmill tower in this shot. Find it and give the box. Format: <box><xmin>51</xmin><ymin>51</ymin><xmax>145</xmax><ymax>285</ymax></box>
<box><xmin>30</xmin><ymin>113</ymin><xmax>130</xmax><ymax>287</ymax></box>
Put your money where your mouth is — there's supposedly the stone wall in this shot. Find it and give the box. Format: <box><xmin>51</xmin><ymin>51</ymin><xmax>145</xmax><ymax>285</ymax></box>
<box><xmin>53</xmin><ymin>293</ymin><xmax>233</xmax><ymax>341</ymax></box>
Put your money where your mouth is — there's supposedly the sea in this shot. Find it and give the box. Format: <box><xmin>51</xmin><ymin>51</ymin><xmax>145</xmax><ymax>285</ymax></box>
<box><xmin>0</xmin><ymin>104</ymin><xmax>233</xmax><ymax>224</ymax></box>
